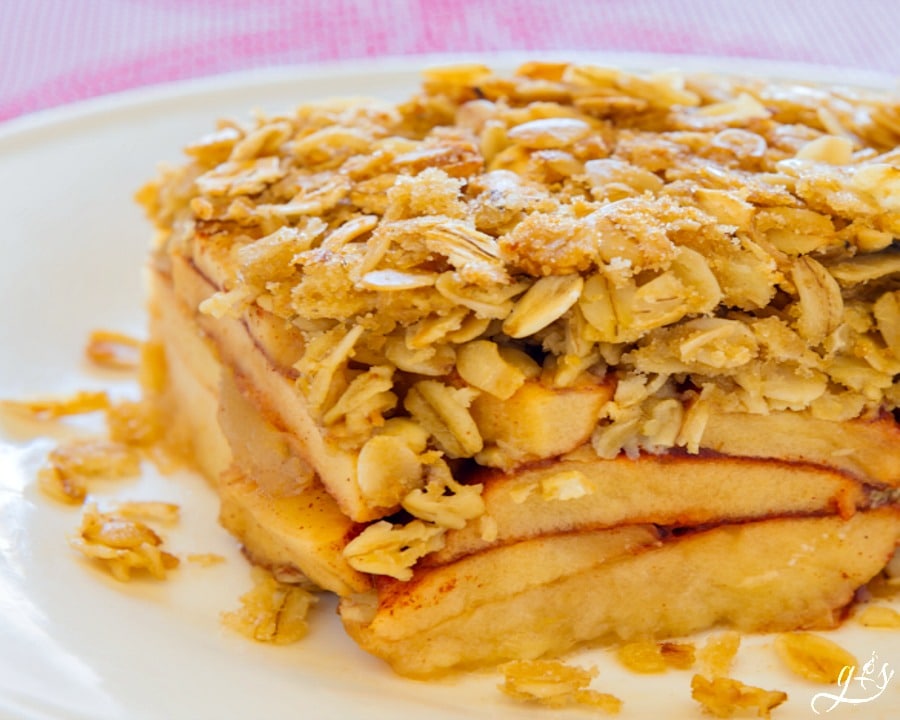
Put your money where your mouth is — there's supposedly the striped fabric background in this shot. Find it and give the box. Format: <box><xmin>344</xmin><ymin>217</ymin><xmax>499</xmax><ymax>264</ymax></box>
<box><xmin>2</xmin><ymin>0</ymin><xmax>898</xmax><ymax>123</ymax></box>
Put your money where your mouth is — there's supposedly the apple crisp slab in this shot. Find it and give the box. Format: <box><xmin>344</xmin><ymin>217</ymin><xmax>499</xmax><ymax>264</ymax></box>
<box><xmin>138</xmin><ymin>61</ymin><xmax>900</xmax><ymax>677</ymax></box>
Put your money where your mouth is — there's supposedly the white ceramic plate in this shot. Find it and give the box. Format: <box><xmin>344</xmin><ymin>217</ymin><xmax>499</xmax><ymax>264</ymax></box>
<box><xmin>1</xmin><ymin>53</ymin><xmax>898</xmax><ymax>720</ymax></box>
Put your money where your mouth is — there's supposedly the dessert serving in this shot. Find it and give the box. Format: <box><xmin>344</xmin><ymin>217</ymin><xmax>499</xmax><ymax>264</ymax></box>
<box><xmin>137</xmin><ymin>61</ymin><xmax>900</xmax><ymax>678</ymax></box>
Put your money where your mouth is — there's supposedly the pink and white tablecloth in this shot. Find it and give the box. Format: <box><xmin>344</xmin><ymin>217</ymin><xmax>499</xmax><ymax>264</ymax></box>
<box><xmin>2</xmin><ymin>0</ymin><xmax>898</xmax><ymax>123</ymax></box>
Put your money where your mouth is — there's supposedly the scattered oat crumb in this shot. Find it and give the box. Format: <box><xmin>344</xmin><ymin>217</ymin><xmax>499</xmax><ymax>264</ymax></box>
<box><xmin>691</xmin><ymin>674</ymin><xmax>787</xmax><ymax>718</ymax></box>
<box><xmin>107</xmin><ymin>500</ymin><xmax>180</xmax><ymax>523</ymax></box>
<box><xmin>37</xmin><ymin>463</ymin><xmax>88</xmax><ymax>505</ymax></box>
<box><xmin>37</xmin><ymin>439</ymin><xmax>142</xmax><ymax>504</ymax></box>
<box><xmin>85</xmin><ymin>329</ymin><xmax>143</xmax><ymax>370</ymax></box>
<box><xmin>698</xmin><ymin>632</ymin><xmax>742</xmax><ymax>678</ymax></box>
<box><xmin>222</xmin><ymin>567</ymin><xmax>318</xmax><ymax>644</ymax></box>
<box><xmin>567</xmin><ymin>688</ymin><xmax>622</xmax><ymax>714</ymax></box>
<box><xmin>616</xmin><ymin>640</ymin><xmax>695</xmax><ymax>673</ymax></box>
<box><xmin>499</xmin><ymin>659</ymin><xmax>622</xmax><ymax>713</ymax></box>
<box><xmin>1</xmin><ymin>390</ymin><xmax>110</xmax><ymax>420</ymax></box>
<box><xmin>69</xmin><ymin>502</ymin><xmax>179</xmax><ymax>582</ymax></box>
<box><xmin>500</xmin><ymin>659</ymin><xmax>595</xmax><ymax>704</ymax></box>
<box><xmin>855</xmin><ymin>605</ymin><xmax>900</xmax><ymax>629</ymax></box>
<box><xmin>188</xmin><ymin>553</ymin><xmax>227</xmax><ymax>567</ymax></box>
<box><xmin>106</xmin><ymin>399</ymin><xmax>163</xmax><ymax>447</ymax></box>
<box><xmin>773</xmin><ymin>632</ymin><xmax>858</xmax><ymax>684</ymax></box>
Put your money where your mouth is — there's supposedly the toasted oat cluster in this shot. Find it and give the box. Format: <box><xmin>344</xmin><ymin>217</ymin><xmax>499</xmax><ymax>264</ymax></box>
<box><xmin>499</xmin><ymin>659</ymin><xmax>622</xmax><ymax>713</ymax></box>
<box><xmin>37</xmin><ymin>439</ymin><xmax>141</xmax><ymax>504</ymax></box>
<box><xmin>70</xmin><ymin>502</ymin><xmax>180</xmax><ymax>582</ymax></box>
<box><xmin>690</xmin><ymin>674</ymin><xmax>787</xmax><ymax>719</ymax></box>
<box><xmin>616</xmin><ymin>639</ymin><xmax>696</xmax><ymax>673</ymax></box>
<box><xmin>773</xmin><ymin>632</ymin><xmax>858</xmax><ymax>683</ymax></box>
<box><xmin>140</xmin><ymin>61</ymin><xmax>900</xmax><ymax>578</ymax></box>
<box><xmin>221</xmin><ymin>567</ymin><xmax>318</xmax><ymax>644</ymax></box>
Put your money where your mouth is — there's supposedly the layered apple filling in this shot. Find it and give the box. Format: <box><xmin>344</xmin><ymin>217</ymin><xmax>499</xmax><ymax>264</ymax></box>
<box><xmin>139</xmin><ymin>61</ymin><xmax>900</xmax><ymax>675</ymax></box>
